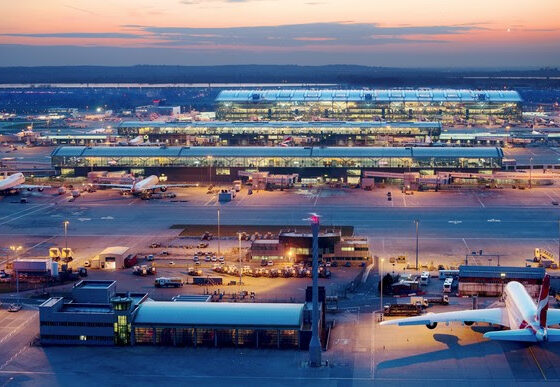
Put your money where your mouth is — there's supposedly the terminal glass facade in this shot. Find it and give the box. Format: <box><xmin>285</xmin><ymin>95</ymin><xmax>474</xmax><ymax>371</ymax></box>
<box><xmin>52</xmin><ymin>154</ymin><xmax>501</xmax><ymax>170</ymax></box>
<box><xmin>215</xmin><ymin>89</ymin><xmax>522</xmax><ymax>124</ymax></box>
<box><xmin>117</xmin><ymin>121</ymin><xmax>441</xmax><ymax>146</ymax></box>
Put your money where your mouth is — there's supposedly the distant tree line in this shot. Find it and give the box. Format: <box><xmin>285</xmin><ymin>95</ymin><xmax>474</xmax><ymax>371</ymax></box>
<box><xmin>0</xmin><ymin>65</ymin><xmax>559</xmax><ymax>88</ymax></box>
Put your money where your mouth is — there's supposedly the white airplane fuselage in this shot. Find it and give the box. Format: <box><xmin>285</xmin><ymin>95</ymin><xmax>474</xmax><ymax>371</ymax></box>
<box><xmin>131</xmin><ymin>175</ymin><xmax>160</xmax><ymax>194</ymax></box>
<box><xmin>503</xmin><ymin>281</ymin><xmax>546</xmax><ymax>340</ymax></box>
<box><xmin>0</xmin><ymin>173</ymin><xmax>25</xmax><ymax>191</ymax></box>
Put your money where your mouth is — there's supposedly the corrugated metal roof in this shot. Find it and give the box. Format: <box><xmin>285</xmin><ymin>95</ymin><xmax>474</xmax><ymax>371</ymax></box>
<box><xmin>134</xmin><ymin>301</ymin><xmax>303</xmax><ymax>328</ymax></box>
<box><xmin>216</xmin><ymin>89</ymin><xmax>522</xmax><ymax>103</ymax></box>
<box><xmin>117</xmin><ymin>121</ymin><xmax>441</xmax><ymax>129</ymax></box>
<box><xmin>459</xmin><ymin>265</ymin><xmax>545</xmax><ymax>280</ymax></box>
<box><xmin>51</xmin><ymin>146</ymin><xmax>503</xmax><ymax>159</ymax></box>
<box><xmin>411</xmin><ymin>147</ymin><xmax>502</xmax><ymax>158</ymax></box>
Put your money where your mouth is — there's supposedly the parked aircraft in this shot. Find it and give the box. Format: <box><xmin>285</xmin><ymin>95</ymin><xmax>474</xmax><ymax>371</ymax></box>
<box><xmin>92</xmin><ymin>175</ymin><xmax>197</xmax><ymax>196</ymax></box>
<box><xmin>380</xmin><ymin>274</ymin><xmax>560</xmax><ymax>342</ymax></box>
<box><xmin>0</xmin><ymin>172</ymin><xmax>51</xmax><ymax>193</ymax></box>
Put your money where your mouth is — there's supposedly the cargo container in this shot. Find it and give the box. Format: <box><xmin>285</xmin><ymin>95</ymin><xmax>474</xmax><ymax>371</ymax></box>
<box><xmin>13</xmin><ymin>258</ymin><xmax>52</xmax><ymax>273</ymax></box>
<box><xmin>193</xmin><ymin>277</ymin><xmax>223</xmax><ymax>286</ymax></box>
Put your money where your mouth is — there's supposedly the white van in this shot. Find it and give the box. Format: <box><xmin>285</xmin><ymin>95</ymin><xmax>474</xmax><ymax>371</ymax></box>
<box><xmin>420</xmin><ymin>272</ymin><xmax>430</xmax><ymax>286</ymax></box>
<box><xmin>443</xmin><ymin>277</ymin><xmax>453</xmax><ymax>293</ymax></box>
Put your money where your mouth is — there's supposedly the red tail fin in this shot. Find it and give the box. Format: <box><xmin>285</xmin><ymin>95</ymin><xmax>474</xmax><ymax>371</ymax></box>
<box><xmin>537</xmin><ymin>274</ymin><xmax>550</xmax><ymax>328</ymax></box>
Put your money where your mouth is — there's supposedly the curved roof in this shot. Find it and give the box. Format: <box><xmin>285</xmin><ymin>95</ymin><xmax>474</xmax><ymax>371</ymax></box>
<box><xmin>117</xmin><ymin>121</ymin><xmax>441</xmax><ymax>129</ymax></box>
<box><xmin>216</xmin><ymin>89</ymin><xmax>522</xmax><ymax>103</ymax></box>
<box><xmin>133</xmin><ymin>301</ymin><xmax>303</xmax><ymax>328</ymax></box>
<box><xmin>51</xmin><ymin>146</ymin><xmax>503</xmax><ymax>159</ymax></box>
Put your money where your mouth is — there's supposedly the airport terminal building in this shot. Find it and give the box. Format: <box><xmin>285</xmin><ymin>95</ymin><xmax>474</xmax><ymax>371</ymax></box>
<box><xmin>215</xmin><ymin>89</ymin><xmax>522</xmax><ymax>124</ymax></box>
<box><xmin>117</xmin><ymin>121</ymin><xmax>442</xmax><ymax>146</ymax></box>
<box><xmin>51</xmin><ymin>146</ymin><xmax>504</xmax><ymax>181</ymax></box>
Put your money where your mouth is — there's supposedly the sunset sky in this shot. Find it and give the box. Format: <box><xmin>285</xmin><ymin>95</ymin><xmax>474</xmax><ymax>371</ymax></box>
<box><xmin>1</xmin><ymin>0</ymin><xmax>559</xmax><ymax>67</ymax></box>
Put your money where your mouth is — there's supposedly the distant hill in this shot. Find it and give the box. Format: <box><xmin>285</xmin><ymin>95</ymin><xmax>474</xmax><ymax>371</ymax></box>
<box><xmin>0</xmin><ymin>65</ymin><xmax>559</xmax><ymax>88</ymax></box>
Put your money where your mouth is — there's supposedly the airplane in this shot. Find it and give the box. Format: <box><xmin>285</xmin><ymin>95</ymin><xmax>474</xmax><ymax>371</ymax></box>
<box><xmin>275</xmin><ymin>136</ymin><xmax>293</xmax><ymax>147</ymax></box>
<box><xmin>91</xmin><ymin>175</ymin><xmax>198</xmax><ymax>196</ymax></box>
<box><xmin>380</xmin><ymin>274</ymin><xmax>560</xmax><ymax>342</ymax></box>
<box><xmin>0</xmin><ymin>172</ymin><xmax>51</xmax><ymax>194</ymax></box>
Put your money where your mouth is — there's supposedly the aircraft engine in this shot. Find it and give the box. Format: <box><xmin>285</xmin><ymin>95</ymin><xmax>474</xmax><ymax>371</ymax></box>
<box><xmin>426</xmin><ymin>322</ymin><xmax>438</xmax><ymax>329</ymax></box>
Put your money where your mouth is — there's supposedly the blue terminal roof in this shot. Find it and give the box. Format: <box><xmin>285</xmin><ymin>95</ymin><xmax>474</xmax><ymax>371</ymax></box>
<box><xmin>134</xmin><ymin>301</ymin><xmax>304</xmax><ymax>328</ymax></box>
<box><xmin>459</xmin><ymin>265</ymin><xmax>545</xmax><ymax>280</ymax></box>
<box><xmin>51</xmin><ymin>146</ymin><xmax>503</xmax><ymax>159</ymax></box>
<box><xmin>117</xmin><ymin>121</ymin><xmax>442</xmax><ymax>129</ymax></box>
<box><xmin>216</xmin><ymin>89</ymin><xmax>522</xmax><ymax>103</ymax></box>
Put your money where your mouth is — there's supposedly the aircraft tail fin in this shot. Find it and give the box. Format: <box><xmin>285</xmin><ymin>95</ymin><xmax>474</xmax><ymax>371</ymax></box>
<box><xmin>483</xmin><ymin>329</ymin><xmax>537</xmax><ymax>342</ymax></box>
<box><xmin>536</xmin><ymin>274</ymin><xmax>550</xmax><ymax>328</ymax></box>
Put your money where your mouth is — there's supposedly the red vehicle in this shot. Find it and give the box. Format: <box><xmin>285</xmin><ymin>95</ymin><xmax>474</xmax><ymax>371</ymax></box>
<box><xmin>124</xmin><ymin>254</ymin><xmax>138</xmax><ymax>268</ymax></box>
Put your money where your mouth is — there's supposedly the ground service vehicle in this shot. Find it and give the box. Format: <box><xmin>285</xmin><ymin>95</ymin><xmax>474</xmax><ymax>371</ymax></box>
<box><xmin>155</xmin><ymin>277</ymin><xmax>184</xmax><ymax>288</ymax></box>
<box><xmin>443</xmin><ymin>277</ymin><xmax>453</xmax><ymax>293</ymax></box>
<box><xmin>383</xmin><ymin>304</ymin><xmax>422</xmax><ymax>316</ymax></box>
<box><xmin>420</xmin><ymin>272</ymin><xmax>430</xmax><ymax>285</ymax></box>
<box><xmin>534</xmin><ymin>248</ymin><xmax>554</xmax><ymax>262</ymax></box>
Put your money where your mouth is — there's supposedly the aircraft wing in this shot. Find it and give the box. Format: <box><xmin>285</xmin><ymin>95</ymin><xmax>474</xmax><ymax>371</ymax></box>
<box><xmin>152</xmin><ymin>183</ymin><xmax>199</xmax><ymax>189</ymax></box>
<box><xmin>547</xmin><ymin>309</ymin><xmax>560</xmax><ymax>326</ymax></box>
<box><xmin>380</xmin><ymin>308</ymin><xmax>508</xmax><ymax>327</ymax></box>
<box><xmin>90</xmin><ymin>183</ymin><xmax>132</xmax><ymax>189</ymax></box>
<box><xmin>15</xmin><ymin>184</ymin><xmax>52</xmax><ymax>190</ymax></box>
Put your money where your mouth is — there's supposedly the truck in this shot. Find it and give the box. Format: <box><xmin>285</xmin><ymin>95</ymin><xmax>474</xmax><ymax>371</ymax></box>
<box><xmin>534</xmin><ymin>248</ymin><xmax>554</xmax><ymax>262</ymax></box>
<box><xmin>383</xmin><ymin>304</ymin><xmax>422</xmax><ymax>316</ymax></box>
<box><xmin>233</xmin><ymin>180</ymin><xmax>242</xmax><ymax>192</ymax></box>
<box><xmin>154</xmin><ymin>277</ymin><xmax>184</xmax><ymax>288</ymax></box>
<box><xmin>443</xmin><ymin>277</ymin><xmax>454</xmax><ymax>293</ymax></box>
<box><xmin>124</xmin><ymin>254</ymin><xmax>138</xmax><ymax>268</ymax></box>
<box><xmin>49</xmin><ymin>248</ymin><xmax>61</xmax><ymax>261</ymax></box>
<box><xmin>60</xmin><ymin>248</ymin><xmax>73</xmax><ymax>262</ymax></box>
<box><xmin>420</xmin><ymin>271</ymin><xmax>430</xmax><ymax>285</ymax></box>
<box><xmin>133</xmin><ymin>265</ymin><xmax>156</xmax><ymax>276</ymax></box>
<box><xmin>13</xmin><ymin>259</ymin><xmax>52</xmax><ymax>273</ymax></box>
<box><xmin>410</xmin><ymin>295</ymin><xmax>449</xmax><ymax>308</ymax></box>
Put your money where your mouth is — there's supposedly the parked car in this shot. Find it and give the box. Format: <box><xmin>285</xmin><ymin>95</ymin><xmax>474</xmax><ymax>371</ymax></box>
<box><xmin>8</xmin><ymin>304</ymin><xmax>22</xmax><ymax>312</ymax></box>
<box><xmin>150</xmin><ymin>242</ymin><xmax>161</xmax><ymax>248</ymax></box>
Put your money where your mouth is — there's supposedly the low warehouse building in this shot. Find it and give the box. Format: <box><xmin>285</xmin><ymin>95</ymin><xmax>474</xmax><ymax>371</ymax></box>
<box><xmin>38</xmin><ymin>280</ymin><xmax>323</xmax><ymax>349</ymax></box>
<box><xmin>458</xmin><ymin>265</ymin><xmax>545</xmax><ymax>297</ymax></box>
<box><xmin>89</xmin><ymin>246</ymin><xmax>130</xmax><ymax>270</ymax></box>
<box><xmin>133</xmin><ymin>302</ymin><xmax>305</xmax><ymax>348</ymax></box>
<box><xmin>251</xmin><ymin>229</ymin><xmax>371</xmax><ymax>265</ymax></box>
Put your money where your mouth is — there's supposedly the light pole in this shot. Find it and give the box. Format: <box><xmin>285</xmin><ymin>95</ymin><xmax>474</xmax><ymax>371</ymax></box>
<box><xmin>529</xmin><ymin>157</ymin><xmax>533</xmax><ymax>189</ymax></box>
<box><xmin>380</xmin><ymin>258</ymin><xmax>385</xmax><ymax>315</ymax></box>
<box><xmin>238</xmin><ymin>232</ymin><xmax>242</xmax><ymax>288</ymax></box>
<box><xmin>207</xmin><ymin>155</ymin><xmax>213</xmax><ymax>184</ymax></box>
<box><xmin>63</xmin><ymin>220</ymin><xmax>69</xmax><ymax>251</ymax></box>
<box><xmin>308</xmin><ymin>213</ymin><xmax>322</xmax><ymax>367</ymax></box>
<box><xmin>500</xmin><ymin>272</ymin><xmax>506</xmax><ymax>299</ymax></box>
<box><xmin>10</xmin><ymin>245</ymin><xmax>22</xmax><ymax>297</ymax></box>
<box><xmin>414</xmin><ymin>219</ymin><xmax>419</xmax><ymax>271</ymax></box>
<box><xmin>217</xmin><ymin>209</ymin><xmax>221</xmax><ymax>255</ymax></box>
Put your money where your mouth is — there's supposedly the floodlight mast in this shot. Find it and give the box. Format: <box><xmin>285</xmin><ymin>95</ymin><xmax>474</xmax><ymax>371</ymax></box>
<box><xmin>308</xmin><ymin>212</ymin><xmax>322</xmax><ymax>367</ymax></box>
